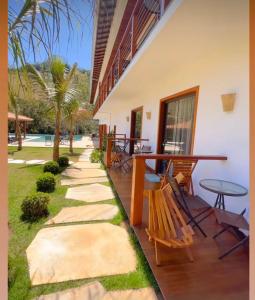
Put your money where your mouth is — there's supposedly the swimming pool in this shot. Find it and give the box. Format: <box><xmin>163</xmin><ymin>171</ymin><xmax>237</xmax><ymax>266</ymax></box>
<box><xmin>24</xmin><ymin>134</ymin><xmax>83</xmax><ymax>142</ymax></box>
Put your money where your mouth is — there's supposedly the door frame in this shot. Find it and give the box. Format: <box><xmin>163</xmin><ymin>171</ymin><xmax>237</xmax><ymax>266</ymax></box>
<box><xmin>156</xmin><ymin>86</ymin><xmax>199</xmax><ymax>172</ymax></box>
<box><xmin>130</xmin><ymin>106</ymin><xmax>143</xmax><ymax>155</ymax></box>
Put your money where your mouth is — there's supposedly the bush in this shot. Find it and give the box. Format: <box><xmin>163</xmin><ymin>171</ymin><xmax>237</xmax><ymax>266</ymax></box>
<box><xmin>21</xmin><ymin>192</ymin><xmax>50</xmax><ymax>221</ymax></box>
<box><xmin>36</xmin><ymin>172</ymin><xmax>56</xmax><ymax>193</ymax></box>
<box><xmin>43</xmin><ymin>161</ymin><xmax>60</xmax><ymax>174</ymax></box>
<box><xmin>57</xmin><ymin>156</ymin><xmax>69</xmax><ymax>167</ymax></box>
<box><xmin>90</xmin><ymin>149</ymin><xmax>103</xmax><ymax>163</ymax></box>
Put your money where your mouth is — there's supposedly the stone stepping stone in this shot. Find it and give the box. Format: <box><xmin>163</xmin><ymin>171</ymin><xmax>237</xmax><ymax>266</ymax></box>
<box><xmin>26</xmin><ymin>160</ymin><xmax>46</xmax><ymax>165</ymax></box>
<box><xmin>61</xmin><ymin>177</ymin><xmax>108</xmax><ymax>186</ymax></box>
<box><xmin>45</xmin><ymin>204</ymin><xmax>118</xmax><ymax>224</ymax></box>
<box><xmin>8</xmin><ymin>159</ymin><xmax>25</xmax><ymax>164</ymax></box>
<box><xmin>65</xmin><ymin>183</ymin><xmax>114</xmax><ymax>202</ymax></box>
<box><xmin>26</xmin><ymin>223</ymin><xmax>137</xmax><ymax>285</ymax></box>
<box><xmin>102</xmin><ymin>287</ymin><xmax>158</xmax><ymax>300</ymax></box>
<box><xmin>62</xmin><ymin>168</ymin><xmax>107</xmax><ymax>179</ymax></box>
<box><xmin>69</xmin><ymin>161</ymin><xmax>101</xmax><ymax>169</ymax></box>
<box><xmin>35</xmin><ymin>281</ymin><xmax>105</xmax><ymax>300</ymax></box>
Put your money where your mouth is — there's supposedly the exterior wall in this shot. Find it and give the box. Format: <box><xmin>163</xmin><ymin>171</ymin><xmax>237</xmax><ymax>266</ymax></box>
<box><xmin>94</xmin><ymin>0</ymin><xmax>249</xmax><ymax>214</ymax></box>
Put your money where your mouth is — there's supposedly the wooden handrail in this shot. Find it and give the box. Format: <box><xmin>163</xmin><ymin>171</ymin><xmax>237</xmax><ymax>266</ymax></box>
<box><xmin>93</xmin><ymin>0</ymin><xmax>166</xmax><ymax>115</ymax></box>
<box><xmin>111</xmin><ymin>137</ymin><xmax>149</xmax><ymax>142</ymax></box>
<box><xmin>132</xmin><ymin>154</ymin><xmax>227</xmax><ymax>160</ymax></box>
<box><xmin>130</xmin><ymin>154</ymin><xmax>228</xmax><ymax>226</ymax></box>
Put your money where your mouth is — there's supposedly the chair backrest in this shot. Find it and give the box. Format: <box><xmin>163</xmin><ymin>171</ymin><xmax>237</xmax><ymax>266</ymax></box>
<box><xmin>141</xmin><ymin>145</ymin><xmax>151</xmax><ymax>151</ymax></box>
<box><xmin>172</xmin><ymin>159</ymin><xmax>198</xmax><ymax>180</ymax></box>
<box><xmin>161</xmin><ymin>159</ymin><xmax>198</xmax><ymax>187</ymax></box>
<box><xmin>148</xmin><ymin>183</ymin><xmax>193</xmax><ymax>246</ymax></box>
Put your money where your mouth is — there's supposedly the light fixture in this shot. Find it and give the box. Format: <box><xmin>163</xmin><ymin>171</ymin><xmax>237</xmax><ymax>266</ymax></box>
<box><xmin>146</xmin><ymin>112</ymin><xmax>151</xmax><ymax>120</ymax></box>
<box><xmin>126</xmin><ymin>116</ymin><xmax>129</xmax><ymax>122</ymax></box>
<box><xmin>221</xmin><ymin>93</ymin><xmax>236</xmax><ymax>112</ymax></box>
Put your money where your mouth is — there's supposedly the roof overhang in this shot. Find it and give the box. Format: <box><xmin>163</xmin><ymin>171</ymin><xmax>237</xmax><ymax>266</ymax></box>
<box><xmin>90</xmin><ymin>0</ymin><xmax>116</xmax><ymax>104</ymax></box>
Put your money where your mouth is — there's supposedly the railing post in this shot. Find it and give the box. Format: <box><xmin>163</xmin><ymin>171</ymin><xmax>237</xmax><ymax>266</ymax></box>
<box><xmin>117</xmin><ymin>48</ymin><xmax>121</xmax><ymax>78</ymax></box>
<box><xmin>105</xmin><ymin>137</ymin><xmax>113</xmax><ymax>168</ymax></box>
<box><xmin>130</xmin><ymin>157</ymin><xmax>145</xmax><ymax>226</ymax></box>
<box><xmin>131</xmin><ymin>14</ymin><xmax>137</xmax><ymax>58</ymax></box>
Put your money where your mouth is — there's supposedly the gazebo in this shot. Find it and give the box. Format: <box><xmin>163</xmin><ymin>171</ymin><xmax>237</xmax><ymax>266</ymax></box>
<box><xmin>8</xmin><ymin>112</ymin><xmax>33</xmax><ymax>138</ymax></box>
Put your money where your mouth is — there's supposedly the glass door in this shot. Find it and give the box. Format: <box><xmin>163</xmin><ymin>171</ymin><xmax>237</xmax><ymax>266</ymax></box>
<box><xmin>130</xmin><ymin>107</ymin><xmax>143</xmax><ymax>155</ymax></box>
<box><xmin>158</xmin><ymin>91</ymin><xmax>197</xmax><ymax>172</ymax></box>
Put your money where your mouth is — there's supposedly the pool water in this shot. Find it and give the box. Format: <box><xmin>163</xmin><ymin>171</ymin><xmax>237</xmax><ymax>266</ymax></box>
<box><xmin>25</xmin><ymin>134</ymin><xmax>83</xmax><ymax>142</ymax></box>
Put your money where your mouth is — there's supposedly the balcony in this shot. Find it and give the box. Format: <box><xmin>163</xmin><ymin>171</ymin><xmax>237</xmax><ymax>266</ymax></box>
<box><xmin>93</xmin><ymin>0</ymin><xmax>171</xmax><ymax>115</ymax></box>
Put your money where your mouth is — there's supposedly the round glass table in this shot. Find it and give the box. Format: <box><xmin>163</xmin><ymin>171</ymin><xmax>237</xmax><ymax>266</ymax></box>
<box><xmin>199</xmin><ymin>179</ymin><xmax>248</xmax><ymax>210</ymax></box>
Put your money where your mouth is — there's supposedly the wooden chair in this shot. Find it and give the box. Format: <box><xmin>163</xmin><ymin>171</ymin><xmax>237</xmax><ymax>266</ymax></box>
<box><xmin>168</xmin><ymin>174</ymin><xmax>208</xmax><ymax>237</ymax></box>
<box><xmin>146</xmin><ymin>183</ymin><xmax>194</xmax><ymax>265</ymax></box>
<box><xmin>161</xmin><ymin>159</ymin><xmax>198</xmax><ymax>195</ymax></box>
<box><xmin>213</xmin><ymin>208</ymin><xmax>249</xmax><ymax>259</ymax></box>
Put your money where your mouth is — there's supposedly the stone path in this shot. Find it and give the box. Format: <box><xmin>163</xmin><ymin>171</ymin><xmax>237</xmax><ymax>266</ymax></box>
<box><xmin>46</xmin><ymin>204</ymin><xmax>118</xmax><ymax>224</ymax></box>
<box><xmin>35</xmin><ymin>282</ymin><xmax>157</xmax><ymax>300</ymax></box>
<box><xmin>26</xmin><ymin>146</ymin><xmax>156</xmax><ymax>298</ymax></box>
<box><xmin>27</xmin><ymin>223</ymin><xmax>137</xmax><ymax>285</ymax></box>
<box><xmin>61</xmin><ymin>177</ymin><xmax>108</xmax><ymax>186</ymax></box>
<box><xmin>62</xmin><ymin>168</ymin><xmax>107</xmax><ymax>179</ymax></box>
<box><xmin>65</xmin><ymin>183</ymin><xmax>114</xmax><ymax>202</ymax></box>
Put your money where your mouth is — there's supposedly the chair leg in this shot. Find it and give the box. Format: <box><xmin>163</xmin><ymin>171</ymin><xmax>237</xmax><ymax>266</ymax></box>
<box><xmin>185</xmin><ymin>247</ymin><xmax>194</xmax><ymax>262</ymax></box>
<box><xmin>154</xmin><ymin>241</ymin><xmax>162</xmax><ymax>266</ymax></box>
<box><xmin>219</xmin><ymin>236</ymin><xmax>249</xmax><ymax>259</ymax></box>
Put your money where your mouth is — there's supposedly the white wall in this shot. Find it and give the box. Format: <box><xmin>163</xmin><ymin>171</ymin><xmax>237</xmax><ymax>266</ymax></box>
<box><xmin>95</xmin><ymin>0</ymin><xmax>249</xmax><ymax>213</ymax></box>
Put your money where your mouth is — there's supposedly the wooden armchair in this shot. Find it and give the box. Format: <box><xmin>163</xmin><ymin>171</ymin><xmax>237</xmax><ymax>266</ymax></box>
<box><xmin>146</xmin><ymin>183</ymin><xmax>194</xmax><ymax>265</ymax></box>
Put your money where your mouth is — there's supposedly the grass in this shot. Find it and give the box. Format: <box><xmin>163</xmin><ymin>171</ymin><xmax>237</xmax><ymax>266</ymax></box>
<box><xmin>8</xmin><ymin>147</ymin><xmax>157</xmax><ymax>300</ymax></box>
<box><xmin>8</xmin><ymin>146</ymin><xmax>84</xmax><ymax>162</ymax></box>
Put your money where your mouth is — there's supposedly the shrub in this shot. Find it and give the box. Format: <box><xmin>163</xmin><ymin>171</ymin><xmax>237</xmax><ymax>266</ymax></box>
<box><xmin>43</xmin><ymin>161</ymin><xmax>60</xmax><ymax>174</ymax></box>
<box><xmin>21</xmin><ymin>192</ymin><xmax>50</xmax><ymax>221</ymax></box>
<box><xmin>57</xmin><ymin>156</ymin><xmax>69</xmax><ymax>167</ymax></box>
<box><xmin>36</xmin><ymin>172</ymin><xmax>56</xmax><ymax>193</ymax></box>
<box><xmin>90</xmin><ymin>149</ymin><xmax>103</xmax><ymax>163</ymax></box>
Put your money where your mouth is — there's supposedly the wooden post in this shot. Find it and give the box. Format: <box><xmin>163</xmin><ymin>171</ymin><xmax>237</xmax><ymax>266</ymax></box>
<box><xmin>99</xmin><ymin>125</ymin><xmax>103</xmax><ymax>150</ymax></box>
<box><xmin>23</xmin><ymin>121</ymin><xmax>26</xmax><ymax>138</ymax></box>
<box><xmin>105</xmin><ymin>137</ymin><xmax>113</xmax><ymax>168</ymax></box>
<box><xmin>130</xmin><ymin>157</ymin><xmax>145</xmax><ymax>225</ymax></box>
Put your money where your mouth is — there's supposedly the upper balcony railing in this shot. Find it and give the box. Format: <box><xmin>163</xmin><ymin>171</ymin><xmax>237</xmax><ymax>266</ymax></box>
<box><xmin>93</xmin><ymin>0</ymin><xmax>171</xmax><ymax>115</ymax></box>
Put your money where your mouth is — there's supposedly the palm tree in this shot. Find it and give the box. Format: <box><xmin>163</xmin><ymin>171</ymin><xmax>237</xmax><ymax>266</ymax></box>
<box><xmin>63</xmin><ymin>99</ymin><xmax>80</xmax><ymax>154</ymax></box>
<box><xmin>8</xmin><ymin>86</ymin><xmax>22</xmax><ymax>151</ymax></box>
<box><xmin>27</xmin><ymin>57</ymin><xmax>78</xmax><ymax>160</ymax></box>
<box><xmin>8</xmin><ymin>0</ymin><xmax>85</xmax><ymax>71</ymax></box>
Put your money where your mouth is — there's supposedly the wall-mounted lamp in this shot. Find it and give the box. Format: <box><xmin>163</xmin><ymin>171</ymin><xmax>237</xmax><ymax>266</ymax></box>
<box><xmin>126</xmin><ymin>116</ymin><xmax>129</xmax><ymax>122</ymax></box>
<box><xmin>221</xmin><ymin>93</ymin><xmax>236</xmax><ymax>112</ymax></box>
<box><xmin>146</xmin><ymin>112</ymin><xmax>151</xmax><ymax>120</ymax></box>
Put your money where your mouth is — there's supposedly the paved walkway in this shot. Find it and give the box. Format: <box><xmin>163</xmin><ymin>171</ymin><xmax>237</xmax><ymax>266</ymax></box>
<box><xmin>25</xmin><ymin>143</ymin><xmax>157</xmax><ymax>299</ymax></box>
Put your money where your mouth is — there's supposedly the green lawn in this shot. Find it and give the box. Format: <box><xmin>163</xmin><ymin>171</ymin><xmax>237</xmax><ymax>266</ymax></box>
<box><xmin>8</xmin><ymin>147</ymin><xmax>157</xmax><ymax>300</ymax></box>
<box><xmin>8</xmin><ymin>146</ymin><xmax>84</xmax><ymax>162</ymax></box>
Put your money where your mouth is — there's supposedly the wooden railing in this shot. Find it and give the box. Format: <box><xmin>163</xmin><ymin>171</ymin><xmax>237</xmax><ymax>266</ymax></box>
<box><xmin>130</xmin><ymin>154</ymin><xmax>228</xmax><ymax>226</ymax></box>
<box><xmin>105</xmin><ymin>136</ymin><xmax>149</xmax><ymax>167</ymax></box>
<box><xmin>94</xmin><ymin>0</ymin><xmax>171</xmax><ymax>115</ymax></box>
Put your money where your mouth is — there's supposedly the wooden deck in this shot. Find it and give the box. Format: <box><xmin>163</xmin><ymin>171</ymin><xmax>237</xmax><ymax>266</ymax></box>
<box><xmin>108</xmin><ymin>167</ymin><xmax>249</xmax><ymax>300</ymax></box>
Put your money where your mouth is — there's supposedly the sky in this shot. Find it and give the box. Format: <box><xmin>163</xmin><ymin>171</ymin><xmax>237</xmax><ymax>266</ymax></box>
<box><xmin>8</xmin><ymin>0</ymin><xmax>93</xmax><ymax>70</ymax></box>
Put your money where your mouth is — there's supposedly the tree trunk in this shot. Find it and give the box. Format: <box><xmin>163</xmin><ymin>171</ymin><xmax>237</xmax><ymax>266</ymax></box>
<box><xmin>69</xmin><ymin>117</ymin><xmax>74</xmax><ymax>154</ymax></box>
<box><xmin>15</xmin><ymin>113</ymin><xmax>22</xmax><ymax>151</ymax></box>
<box><xmin>53</xmin><ymin>109</ymin><xmax>61</xmax><ymax>161</ymax></box>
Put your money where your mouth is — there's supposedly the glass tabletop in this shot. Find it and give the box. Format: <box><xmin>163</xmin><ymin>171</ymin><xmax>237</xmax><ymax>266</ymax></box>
<box><xmin>199</xmin><ymin>179</ymin><xmax>248</xmax><ymax>196</ymax></box>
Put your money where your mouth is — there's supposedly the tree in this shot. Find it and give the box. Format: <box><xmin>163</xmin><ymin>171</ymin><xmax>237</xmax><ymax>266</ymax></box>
<box><xmin>63</xmin><ymin>99</ymin><xmax>80</xmax><ymax>154</ymax></box>
<box><xmin>8</xmin><ymin>86</ymin><xmax>22</xmax><ymax>150</ymax></box>
<box><xmin>27</xmin><ymin>57</ymin><xmax>78</xmax><ymax>160</ymax></box>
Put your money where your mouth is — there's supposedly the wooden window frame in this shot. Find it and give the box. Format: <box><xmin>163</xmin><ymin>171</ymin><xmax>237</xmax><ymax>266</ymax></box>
<box><xmin>156</xmin><ymin>86</ymin><xmax>199</xmax><ymax>172</ymax></box>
